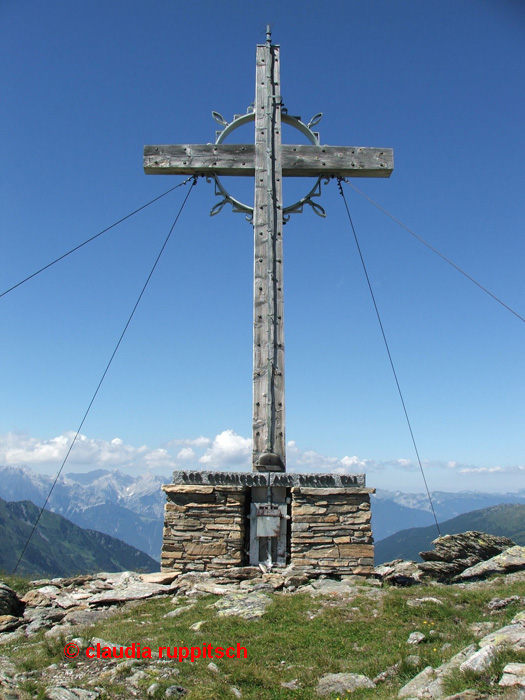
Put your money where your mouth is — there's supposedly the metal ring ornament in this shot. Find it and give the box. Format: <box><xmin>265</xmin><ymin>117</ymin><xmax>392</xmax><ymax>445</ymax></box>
<box><xmin>210</xmin><ymin>109</ymin><xmax>327</xmax><ymax>222</ymax></box>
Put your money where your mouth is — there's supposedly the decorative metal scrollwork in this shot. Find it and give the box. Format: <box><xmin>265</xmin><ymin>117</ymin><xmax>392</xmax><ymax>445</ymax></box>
<box><xmin>307</xmin><ymin>113</ymin><xmax>323</xmax><ymax>129</ymax></box>
<box><xmin>206</xmin><ymin>175</ymin><xmax>253</xmax><ymax>223</ymax></box>
<box><xmin>212</xmin><ymin>111</ymin><xmax>228</xmax><ymax>126</ymax></box>
<box><xmin>209</xmin><ymin>106</ymin><xmax>328</xmax><ymax>222</ymax></box>
<box><xmin>282</xmin><ymin>176</ymin><xmax>330</xmax><ymax>222</ymax></box>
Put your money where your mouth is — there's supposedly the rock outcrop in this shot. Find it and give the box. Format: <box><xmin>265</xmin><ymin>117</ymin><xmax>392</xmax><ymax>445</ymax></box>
<box><xmin>397</xmin><ymin>611</ymin><xmax>525</xmax><ymax>698</ymax></box>
<box><xmin>374</xmin><ymin>559</ymin><xmax>423</xmax><ymax>586</ymax></box>
<box><xmin>455</xmin><ymin>545</ymin><xmax>525</xmax><ymax>581</ymax></box>
<box><xmin>316</xmin><ymin>672</ymin><xmax>375</xmax><ymax>696</ymax></box>
<box><xmin>0</xmin><ymin>583</ymin><xmax>24</xmax><ymax>617</ymax></box>
<box><xmin>375</xmin><ymin>533</ymin><xmax>524</xmax><ymax>587</ymax></box>
<box><xmin>418</xmin><ymin>531</ymin><xmax>515</xmax><ymax>580</ymax></box>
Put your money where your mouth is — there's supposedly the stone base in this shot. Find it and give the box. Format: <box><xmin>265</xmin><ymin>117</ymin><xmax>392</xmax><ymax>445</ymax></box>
<box><xmin>161</xmin><ymin>472</ymin><xmax>374</xmax><ymax>576</ymax></box>
<box><xmin>290</xmin><ymin>487</ymin><xmax>374</xmax><ymax>576</ymax></box>
<box><xmin>161</xmin><ymin>484</ymin><xmax>246</xmax><ymax>573</ymax></box>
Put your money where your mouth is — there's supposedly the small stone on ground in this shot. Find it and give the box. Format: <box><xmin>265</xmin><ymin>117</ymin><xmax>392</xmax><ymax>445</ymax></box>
<box><xmin>407</xmin><ymin>631</ymin><xmax>426</xmax><ymax>645</ymax></box>
<box><xmin>316</xmin><ymin>672</ymin><xmax>375</xmax><ymax>696</ymax></box>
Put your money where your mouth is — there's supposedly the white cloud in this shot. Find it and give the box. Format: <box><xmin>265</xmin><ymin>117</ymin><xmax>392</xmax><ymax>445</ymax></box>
<box><xmin>1</xmin><ymin>429</ymin><xmax>524</xmax><ymax>493</ymax></box>
<box><xmin>286</xmin><ymin>444</ymin><xmax>377</xmax><ymax>474</ymax></box>
<box><xmin>143</xmin><ymin>448</ymin><xmax>176</xmax><ymax>470</ymax></box>
<box><xmin>286</xmin><ymin>443</ymin><xmax>340</xmax><ymax>471</ymax></box>
<box><xmin>458</xmin><ymin>465</ymin><xmax>525</xmax><ymax>475</ymax></box>
<box><xmin>396</xmin><ymin>458</ymin><xmax>413</xmax><ymax>468</ymax></box>
<box><xmin>0</xmin><ymin>431</ymin><xmax>175</xmax><ymax>472</ymax></box>
<box><xmin>1</xmin><ymin>432</ymin><xmax>71</xmax><ymax>465</ymax></box>
<box><xmin>0</xmin><ymin>429</ymin><xmax>373</xmax><ymax>477</ymax></box>
<box><xmin>168</xmin><ymin>436</ymin><xmax>211</xmax><ymax>448</ymax></box>
<box><xmin>199</xmin><ymin>430</ymin><xmax>251</xmax><ymax>468</ymax></box>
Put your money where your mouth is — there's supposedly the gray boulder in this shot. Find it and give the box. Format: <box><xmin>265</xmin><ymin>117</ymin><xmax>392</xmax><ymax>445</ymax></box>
<box><xmin>316</xmin><ymin>672</ymin><xmax>375</xmax><ymax>696</ymax></box>
<box><xmin>455</xmin><ymin>545</ymin><xmax>525</xmax><ymax>581</ymax></box>
<box><xmin>398</xmin><ymin>665</ymin><xmax>437</xmax><ymax>698</ymax></box>
<box><xmin>86</xmin><ymin>571</ymin><xmax>178</xmax><ymax>606</ymax></box>
<box><xmin>398</xmin><ymin>645</ymin><xmax>478</xmax><ymax>699</ymax></box>
<box><xmin>442</xmin><ymin>692</ymin><xmax>488</xmax><ymax>699</ymax></box>
<box><xmin>45</xmin><ymin>689</ymin><xmax>99</xmax><ymax>700</ymax></box>
<box><xmin>0</xmin><ymin>616</ymin><xmax>21</xmax><ymax>633</ymax></box>
<box><xmin>213</xmin><ymin>591</ymin><xmax>271</xmax><ymax>620</ymax></box>
<box><xmin>407</xmin><ymin>631</ymin><xmax>426</xmax><ymax>645</ymax></box>
<box><xmin>297</xmin><ymin>578</ymin><xmax>359</xmax><ymax>597</ymax></box>
<box><xmin>499</xmin><ymin>662</ymin><xmax>525</xmax><ymax>688</ymax></box>
<box><xmin>0</xmin><ymin>584</ymin><xmax>24</xmax><ymax>617</ymax></box>
<box><xmin>374</xmin><ymin>559</ymin><xmax>422</xmax><ymax>586</ymax></box>
<box><xmin>487</xmin><ymin>595</ymin><xmax>525</xmax><ymax>610</ymax></box>
<box><xmin>459</xmin><ymin>644</ymin><xmax>498</xmax><ymax>673</ymax></box>
<box><xmin>478</xmin><ymin>620</ymin><xmax>525</xmax><ymax>650</ymax></box>
<box><xmin>419</xmin><ymin>532</ymin><xmax>515</xmax><ymax>580</ymax></box>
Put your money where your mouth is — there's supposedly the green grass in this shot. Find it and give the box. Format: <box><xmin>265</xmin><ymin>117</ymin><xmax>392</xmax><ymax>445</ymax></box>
<box><xmin>441</xmin><ymin>647</ymin><xmax>525</xmax><ymax>696</ymax></box>
<box><xmin>0</xmin><ymin>569</ymin><xmax>34</xmax><ymax>596</ymax></box>
<box><xmin>3</xmin><ymin>576</ymin><xmax>525</xmax><ymax>699</ymax></box>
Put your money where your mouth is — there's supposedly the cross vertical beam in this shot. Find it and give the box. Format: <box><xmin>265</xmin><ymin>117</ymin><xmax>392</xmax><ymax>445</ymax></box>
<box><xmin>144</xmin><ymin>34</ymin><xmax>393</xmax><ymax>479</ymax></box>
<box><xmin>252</xmin><ymin>38</ymin><xmax>285</xmax><ymax>472</ymax></box>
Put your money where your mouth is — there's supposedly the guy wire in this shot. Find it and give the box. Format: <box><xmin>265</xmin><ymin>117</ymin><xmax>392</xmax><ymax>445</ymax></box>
<box><xmin>337</xmin><ymin>178</ymin><xmax>441</xmax><ymax>536</ymax></box>
<box><xmin>342</xmin><ymin>180</ymin><xmax>525</xmax><ymax>325</ymax></box>
<box><xmin>12</xmin><ymin>177</ymin><xmax>197</xmax><ymax>574</ymax></box>
<box><xmin>1</xmin><ymin>176</ymin><xmax>194</xmax><ymax>299</ymax></box>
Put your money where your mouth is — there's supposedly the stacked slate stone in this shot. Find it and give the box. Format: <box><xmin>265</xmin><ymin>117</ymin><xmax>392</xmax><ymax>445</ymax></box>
<box><xmin>161</xmin><ymin>476</ymin><xmax>375</xmax><ymax>575</ymax></box>
<box><xmin>419</xmin><ymin>531</ymin><xmax>515</xmax><ymax>581</ymax></box>
<box><xmin>290</xmin><ymin>487</ymin><xmax>374</xmax><ymax>576</ymax></box>
<box><xmin>161</xmin><ymin>485</ymin><xmax>246</xmax><ymax>572</ymax></box>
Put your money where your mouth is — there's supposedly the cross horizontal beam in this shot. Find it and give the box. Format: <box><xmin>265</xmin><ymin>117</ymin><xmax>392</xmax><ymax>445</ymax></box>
<box><xmin>143</xmin><ymin>144</ymin><xmax>393</xmax><ymax>178</ymax></box>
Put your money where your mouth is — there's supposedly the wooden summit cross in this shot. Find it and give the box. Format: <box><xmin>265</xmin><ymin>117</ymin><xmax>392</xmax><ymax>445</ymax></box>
<box><xmin>144</xmin><ymin>29</ymin><xmax>393</xmax><ymax>474</ymax></box>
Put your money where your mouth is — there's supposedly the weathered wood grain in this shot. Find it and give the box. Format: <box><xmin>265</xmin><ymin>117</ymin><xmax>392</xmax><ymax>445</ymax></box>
<box><xmin>144</xmin><ymin>144</ymin><xmax>393</xmax><ymax>177</ymax></box>
<box><xmin>252</xmin><ymin>42</ymin><xmax>286</xmax><ymax>471</ymax></box>
<box><xmin>144</xmin><ymin>144</ymin><xmax>254</xmax><ymax>176</ymax></box>
<box><xmin>282</xmin><ymin>145</ymin><xmax>393</xmax><ymax>177</ymax></box>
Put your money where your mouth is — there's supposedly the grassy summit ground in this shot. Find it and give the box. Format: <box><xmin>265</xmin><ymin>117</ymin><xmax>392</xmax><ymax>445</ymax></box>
<box><xmin>2</xmin><ymin>571</ymin><xmax>525</xmax><ymax>699</ymax></box>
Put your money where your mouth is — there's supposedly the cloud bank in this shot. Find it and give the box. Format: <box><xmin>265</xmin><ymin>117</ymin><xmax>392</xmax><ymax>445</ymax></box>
<box><xmin>0</xmin><ymin>430</ymin><xmax>402</xmax><ymax>474</ymax></box>
<box><xmin>0</xmin><ymin>430</ymin><xmax>523</xmax><ymax>492</ymax></box>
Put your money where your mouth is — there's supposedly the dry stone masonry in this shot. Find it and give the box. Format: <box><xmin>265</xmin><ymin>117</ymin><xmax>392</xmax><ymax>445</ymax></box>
<box><xmin>161</xmin><ymin>485</ymin><xmax>246</xmax><ymax>573</ymax></box>
<box><xmin>290</xmin><ymin>487</ymin><xmax>374</xmax><ymax>575</ymax></box>
<box><xmin>161</xmin><ymin>472</ymin><xmax>374</xmax><ymax>575</ymax></box>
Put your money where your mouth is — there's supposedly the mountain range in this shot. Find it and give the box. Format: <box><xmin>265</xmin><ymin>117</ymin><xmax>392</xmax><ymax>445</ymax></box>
<box><xmin>0</xmin><ymin>497</ymin><xmax>159</xmax><ymax>578</ymax></box>
<box><xmin>1</xmin><ymin>465</ymin><xmax>524</xmax><ymax>562</ymax></box>
<box><xmin>371</xmin><ymin>488</ymin><xmax>525</xmax><ymax>539</ymax></box>
<box><xmin>374</xmin><ymin>502</ymin><xmax>525</xmax><ymax>564</ymax></box>
<box><xmin>0</xmin><ymin>466</ymin><xmax>165</xmax><ymax>559</ymax></box>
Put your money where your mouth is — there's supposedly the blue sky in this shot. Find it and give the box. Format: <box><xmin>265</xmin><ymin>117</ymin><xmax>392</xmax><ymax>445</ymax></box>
<box><xmin>1</xmin><ymin>0</ymin><xmax>524</xmax><ymax>493</ymax></box>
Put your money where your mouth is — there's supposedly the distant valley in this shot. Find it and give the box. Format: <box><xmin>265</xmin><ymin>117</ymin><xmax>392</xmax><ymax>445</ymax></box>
<box><xmin>371</xmin><ymin>487</ymin><xmax>525</xmax><ymax>539</ymax></box>
<box><xmin>375</xmin><ymin>502</ymin><xmax>525</xmax><ymax>564</ymax></box>
<box><xmin>0</xmin><ymin>497</ymin><xmax>158</xmax><ymax>578</ymax></box>
<box><xmin>0</xmin><ymin>466</ymin><xmax>166</xmax><ymax>560</ymax></box>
